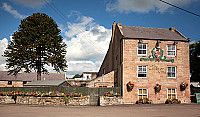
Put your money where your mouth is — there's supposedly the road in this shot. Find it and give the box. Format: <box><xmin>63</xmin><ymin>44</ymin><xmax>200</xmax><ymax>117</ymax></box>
<box><xmin>0</xmin><ymin>104</ymin><xmax>200</xmax><ymax>117</ymax></box>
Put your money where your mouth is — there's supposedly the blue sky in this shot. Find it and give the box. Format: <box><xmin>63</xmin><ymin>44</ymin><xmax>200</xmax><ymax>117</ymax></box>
<box><xmin>0</xmin><ymin>0</ymin><xmax>200</xmax><ymax>77</ymax></box>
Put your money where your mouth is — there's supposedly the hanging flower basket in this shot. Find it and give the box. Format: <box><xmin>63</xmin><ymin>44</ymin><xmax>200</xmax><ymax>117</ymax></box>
<box><xmin>127</xmin><ymin>81</ymin><xmax>134</xmax><ymax>91</ymax></box>
<box><xmin>180</xmin><ymin>82</ymin><xmax>188</xmax><ymax>91</ymax></box>
<box><xmin>154</xmin><ymin>84</ymin><xmax>161</xmax><ymax>93</ymax></box>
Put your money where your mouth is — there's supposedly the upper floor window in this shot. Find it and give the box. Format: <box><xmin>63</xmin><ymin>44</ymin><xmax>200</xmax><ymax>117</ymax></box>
<box><xmin>167</xmin><ymin>66</ymin><xmax>176</xmax><ymax>78</ymax></box>
<box><xmin>137</xmin><ymin>44</ymin><xmax>147</xmax><ymax>56</ymax></box>
<box><xmin>167</xmin><ymin>45</ymin><xmax>176</xmax><ymax>57</ymax></box>
<box><xmin>137</xmin><ymin>65</ymin><xmax>148</xmax><ymax>78</ymax></box>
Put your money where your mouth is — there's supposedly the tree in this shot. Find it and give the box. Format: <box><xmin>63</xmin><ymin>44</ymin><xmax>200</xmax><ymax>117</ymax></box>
<box><xmin>190</xmin><ymin>40</ymin><xmax>200</xmax><ymax>82</ymax></box>
<box><xmin>73</xmin><ymin>74</ymin><xmax>82</xmax><ymax>78</ymax></box>
<box><xmin>3</xmin><ymin>13</ymin><xmax>67</xmax><ymax>80</ymax></box>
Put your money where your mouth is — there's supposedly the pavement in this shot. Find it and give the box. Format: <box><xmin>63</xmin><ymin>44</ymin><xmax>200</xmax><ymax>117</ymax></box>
<box><xmin>0</xmin><ymin>104</ymin><xmax>200</xmax><ymax>117</ymax></box>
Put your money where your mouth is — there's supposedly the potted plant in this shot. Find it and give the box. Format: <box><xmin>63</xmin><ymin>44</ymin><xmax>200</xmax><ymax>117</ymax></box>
<box><xmin>136</xmin><ymin>98</ymin><xmax>152</xmax><ymax>104</ymax></box>
<box><xmin>127</xmin><ymin>81</ymin><xmax>134</xmax><ymax>91</ymax></box>
<box><xmin>180</xmin><ymin>82</ymin><xmax>188</xmax><ymax>91</ymax></box>
<box><xmin>165</xmin><ymin>99</ymin><xmax>181</xmax><ymax>104</ymax></box>
<box><xmin>154</xmin><ymin>84</ymin><xmax>161</xmax><ymax>93</ymax></box>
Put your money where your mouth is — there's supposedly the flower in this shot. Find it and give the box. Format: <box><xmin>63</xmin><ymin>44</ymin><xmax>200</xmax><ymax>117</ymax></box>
<box><xmin>180</xmin><ymin>82</ymin><xmax>188</xmax><ymax>91</ymax></box>
<box><xmin>165</xmin><ymin>99</ymin><xmax>181</xmax><ymax>104</ymax></box>
<box><xmin>136</xmin><ymin>98</ymin><xmax>152</xmax><ymax>104</ymax></box>
<box><xmin>103</xmin><ymin>91</ymin><xmax>120</xmax><ymax>97</ymax></box>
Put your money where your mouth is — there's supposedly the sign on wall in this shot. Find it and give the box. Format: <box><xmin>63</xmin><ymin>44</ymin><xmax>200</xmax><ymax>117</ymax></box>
<box><xmin>140</xmin><ymin>48</ymin><xmax>174</xmax><ymax>63</ymax></box>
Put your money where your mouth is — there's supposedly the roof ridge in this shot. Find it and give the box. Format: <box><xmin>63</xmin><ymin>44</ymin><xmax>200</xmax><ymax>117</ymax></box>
<box><xmin>122</xmin><ymin>25</ymin><xmax>169</xmax><ymax>30</ymax></box>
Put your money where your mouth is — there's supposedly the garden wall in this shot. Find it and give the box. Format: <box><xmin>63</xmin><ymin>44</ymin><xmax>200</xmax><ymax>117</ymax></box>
<box><xmin>99</xmin><ymin>96</ymin><xmax>123</xmax><ymax>106</ymax></box>
<box><xmin>0</xmin><ymin>96</ymin><xmax>90</xmax><ymax>106</ymax></box>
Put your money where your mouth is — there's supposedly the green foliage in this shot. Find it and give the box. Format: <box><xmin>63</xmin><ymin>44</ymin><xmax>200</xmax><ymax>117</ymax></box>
<box><xmin>3</xmin><ymin>13</ymin><xmax>67</xmax><ymax>80</ymax></box>
<box><xmin>72</xmin><ymin>74</ymin><xmax>82</xmax><ymax>78</ymax></box>
<box><xmin>190</xmin><ymin>40</ymin><xmax>200</xmax><ymax>82</ymax></box>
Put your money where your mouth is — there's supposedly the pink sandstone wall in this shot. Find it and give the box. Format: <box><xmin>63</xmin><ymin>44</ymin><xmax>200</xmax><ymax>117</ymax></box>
<box><xmin>122</xmin><ymin>39</ymin><xmax>190</xmax><ymax>104</ymax></box>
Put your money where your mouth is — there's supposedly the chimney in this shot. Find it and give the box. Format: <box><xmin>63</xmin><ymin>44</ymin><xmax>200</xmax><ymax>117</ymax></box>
<box><xmin>169</xmin><ymin>27</ymin><xmax>176</xmax><ymax>32</ymax></box>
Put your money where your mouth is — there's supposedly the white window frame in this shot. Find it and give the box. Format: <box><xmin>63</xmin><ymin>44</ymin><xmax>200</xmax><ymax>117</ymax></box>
<box><xmin>138</xmin><ymin>88</ymin><xmax>148</xmax><ymax>100</ymax></box>
<box><xmin>137</xmin><ymin>65</ymin><xmax>148</xmax><ymax>78</ymax></box>
<box><xmin>167</xmin><ymin>45</ymin><xmax>176</xmax><ymax>57</ymax></box>
<box><xmin>137</xmin><ymin>43</ymin><xmax>147</xmax><ymax>56</ymax></box>
<box><xmin>167</xmin><ymin>66</ymin><xmax>176</xmax><ymax>78</ymax></box>
<box><xmin>167</xmin><ymin>88</ymin><xmax>177</xmax><ymax>99</ymax></box>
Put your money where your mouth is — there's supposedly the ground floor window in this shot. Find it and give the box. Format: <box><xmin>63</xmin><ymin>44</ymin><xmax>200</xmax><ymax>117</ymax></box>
<box><xmin>167</xmin><ymin>88</ymin><xmax>177</xmax><ymax>99</ymax></box>
<box><xmin>138</xmin><ymin>88</ymin><xmax>148</xmax><ymax>99</ymax></box>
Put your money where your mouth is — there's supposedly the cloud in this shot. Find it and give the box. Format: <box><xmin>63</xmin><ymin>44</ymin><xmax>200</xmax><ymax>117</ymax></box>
<box><xmin>66</xmin><ymin>60</ymin><xmax>101</xmax><ymax>78</ymax></box>
<box><xmin>11</xmin><ymin>0</ymin><xmax>51</xmax><ymax>8</ymax></box>
<box><xmin>0</xmin><ymin>38</ymin><xmax>8</xmax><ymax>71</ymax></box>
<box><xmin>63</xmin><ymin>12</ymin><xmax>112</xmax><ymax>77</ymax></box>
<box><xmin>189</xmin><ymin>40</ymin><xmax>196</xmax><ymax>44</ymax></box>
<box><xmin>64</xmin><ymin>12</ymin><xmax>111</xmax><ymax>61</ymax></box>
<box><xmin>2</xmin><ymin>3</ymin><xmax>26</xmax><ymax>19</ymax></box>
<box><xmin>106</xmin><ymin>0</ymin><xmax>196</xmax><ymax>13</ymax></box>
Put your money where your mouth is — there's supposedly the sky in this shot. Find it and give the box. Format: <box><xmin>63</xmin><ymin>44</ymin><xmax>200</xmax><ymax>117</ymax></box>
<box><xmin>0</xmin><ymin>0</ymin><xmax>200</xmax><ymax>78</ymax></box>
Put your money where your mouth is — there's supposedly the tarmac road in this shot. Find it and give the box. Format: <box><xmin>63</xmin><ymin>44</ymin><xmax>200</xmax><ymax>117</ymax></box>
<box><xmin>0</xmin><ymin>104</ymin><xmax>200</xmax><ymax>117</ymax></box>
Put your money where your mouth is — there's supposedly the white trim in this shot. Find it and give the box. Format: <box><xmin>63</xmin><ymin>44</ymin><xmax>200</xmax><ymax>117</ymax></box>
<box><xmin>138</xmin><ymin>88</ymin><xmax>148</xmax><ymax>100</ymax></box>
<box><xmin>167</xmin><ymin>66</ymin><xmax>176</xmax><ymax>78</ymax></box>
<box><xmin>167</xmin><ymin>88</ymin><xmax>177</xmax><ymax>99</ymax></box>
<box><xmin>137</xmin><ymin>65</ymin><xmax>148</xmax><ymax>78</ymax></box>
<box><xmin>137</xmin><ymin>43</ymin><xmax>147</xmax><ymax>56</ymax></box>
<box><xmin>167</xmin><ymin>45</ymin><xmax>176</xmax><ymax>57</ymax></box>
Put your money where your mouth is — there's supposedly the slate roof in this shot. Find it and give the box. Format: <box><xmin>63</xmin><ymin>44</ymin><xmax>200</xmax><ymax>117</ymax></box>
<box><xmin>120</xmin><ymin>26</ymin><xmax>188</xmax><ymax>41</ymax></box>
<box><xmin>0</xmin><ymin>71</ymin><xmax>65</xmax><ymax>81</ymax></box>
<box><xmin>24</xmin><ymin>80</ymin><xmax>71</xmax><ymax>87</ymax></box>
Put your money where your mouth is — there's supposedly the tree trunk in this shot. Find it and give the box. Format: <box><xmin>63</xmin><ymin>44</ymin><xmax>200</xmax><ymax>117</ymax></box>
<box><xmin>37</xmin><ymin>47</ymin><xmax>42</xmax><ymax>80</ymax></box>
<box><xmin>37</xmin><ymin>69</ymin><xmax>41</xmax><ymax>80</ymax></box>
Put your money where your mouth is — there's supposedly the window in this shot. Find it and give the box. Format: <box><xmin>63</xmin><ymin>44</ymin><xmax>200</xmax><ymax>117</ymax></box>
<box><xmin>137</xmin><ymin>43</ymin><xmax>147</xmax><ymax>56</ymax></box>
<box><xmin>167</xmin><ymin>45</ymin><xmax>176</xmax><ymax>56</ymax></box>
<box><xmin>167</xmin><ymin>66</ymin><xmax>176</xmax><ymax>78</ymax></box>
<box><xmin>23</xmin><ymin>81</ymin><xmax>27</xmax><ymax>84</ymax></box>
<box><xmin>138</xmin><ymin>88</ymin><xmax>148</xmax><ymax>99</ymax></box>
<box><xmin>137</xmin><ymin>65</ymin><xmax>148</xmax><ymax>78</ymax></box>
<box><xmin>167</xmin><ymin>88</ymin><xmax>177</xmax><ymax>99</ymax></box>
<box><xmin>8</xmin><ymin>81</ymin><xmax>12</xmax><ymax>85</ymax></box>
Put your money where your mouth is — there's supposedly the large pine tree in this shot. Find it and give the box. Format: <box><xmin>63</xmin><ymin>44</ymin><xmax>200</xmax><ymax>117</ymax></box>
<box><xmin>4</xmin><ymin>13</ymin><xmax>67</xmax><ymax>80</ymax></box>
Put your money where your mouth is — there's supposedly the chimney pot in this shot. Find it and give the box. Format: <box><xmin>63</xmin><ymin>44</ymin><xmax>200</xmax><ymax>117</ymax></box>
<box><xmin>169</xmin><ymin>27</ymin><xmax>176</xmax><ymax>32</ymax></box>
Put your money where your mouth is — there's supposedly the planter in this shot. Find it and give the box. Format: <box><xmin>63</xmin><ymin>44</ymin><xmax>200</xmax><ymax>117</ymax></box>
<box><xmin>136</xmin><ymin>99</ymin><xmax>152</xmax><ymax>104</ymax></box>
<box><xmin>165</xmin><ymin>99</ymin><xmax>181</xmax><ymax>104</ymax></box>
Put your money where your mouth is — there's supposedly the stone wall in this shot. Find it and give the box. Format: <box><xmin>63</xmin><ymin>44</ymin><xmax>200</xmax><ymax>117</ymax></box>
<box><xmin>0</xmin><ymin>96</ymin><xmax>90</xmax><ymax>106</ymax></box>
<box><xmin>99</xmin><ymin>96</ymin><xmax>123</xmax><ymax>106</ymax></box>
<box><xmin>87</xmin><ymin>71</ymin><xmax>114</xmax><ymax>87</ymax></box>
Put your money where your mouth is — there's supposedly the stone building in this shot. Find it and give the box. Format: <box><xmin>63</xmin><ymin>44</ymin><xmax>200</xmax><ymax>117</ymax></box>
<box><xmin>0</xmin><ymin>71</ymin><xmax>66</xmax><ymax>87</ymax></box>
<box><xmin>67</xmin><ymin>72</ymin><xmax>98</xmax><ymax>87</ymax></box>
<box><xmin>97</xmin><ymin>22</ymin><xmax>190</xmax><ymax>104</ymax></box>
